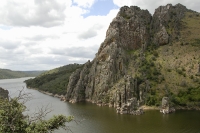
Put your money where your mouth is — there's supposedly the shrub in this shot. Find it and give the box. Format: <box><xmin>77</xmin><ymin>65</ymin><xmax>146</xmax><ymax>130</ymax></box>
<box><xmin>0</xmin><ymin>93</ymin><xmax>73</xmax><ymax>133</ymax></box>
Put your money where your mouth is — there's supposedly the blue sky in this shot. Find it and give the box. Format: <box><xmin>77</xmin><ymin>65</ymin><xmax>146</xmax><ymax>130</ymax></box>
<box><xmin>0</xmin><ymin>0</ymin><xmax>200</xmax><ymax>70</ymax></box>
<box><xmin>83</xmin><ymin>0</ymin><xmax>119</xmax><ymax>17</ymax></box>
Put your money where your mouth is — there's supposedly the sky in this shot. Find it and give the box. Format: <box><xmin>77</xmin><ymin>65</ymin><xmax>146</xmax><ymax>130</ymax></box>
<box><xmin>0</xmin><ymin>0</ymin><xmax>199</xmax><ymax>71</ymax></box>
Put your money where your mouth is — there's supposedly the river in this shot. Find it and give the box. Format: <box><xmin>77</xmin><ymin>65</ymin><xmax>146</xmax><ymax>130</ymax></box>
<box><xmin>0</xmin><ymin>77</ymin><xmax>200</xmax><ymax>133</ymax></box>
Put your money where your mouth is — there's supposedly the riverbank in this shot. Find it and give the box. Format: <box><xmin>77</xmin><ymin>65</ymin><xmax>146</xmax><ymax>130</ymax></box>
<box><xmin>140</xmin><ymin>105</ymin><xmax>160</xmax><ymax>110</ymax></box>
<box><xmin>26</xmin><ymin>87</ymin><xmax>66</xmax><ymax>101</ymax></box>
<box><xmin>26</xmin><ymin>87</ymin><xmax>200</xmax><ymax>113</ymax></box>
<box><xmin>38</xmin><ymin>90</ymin><xmax>66</xmax><ymax>101</ymax></box>
<box><xmin>175</xmin><ymin>105</ymin><xmax>200</xmax><ymax>110</ymax></box>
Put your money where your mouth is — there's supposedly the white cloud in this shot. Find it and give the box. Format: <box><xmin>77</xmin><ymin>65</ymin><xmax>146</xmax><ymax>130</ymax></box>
<box><xmin>0</xmin><ymin>0</ymin><xmax>119</xmax><ymax>70</ymax></box>
<box><xmin>78</xmin><ymin>28</ymin><xmax>97</xmax><ymax>39</ymax></box>
<box><xmin>0</xmin><ymin>0</ymin><xmax>72</xmax><ymax>27</ymax></box>
<box><xmin>113</xmin><ymin>0</ymin><xmax>200</xmax><ymax>14</ymax></box>
<box><xmin>0</xmin><ymin>0</ymin><xmax>199</xmax><ymax>71</ymax></box>
<box><xmin>0</xmin><ymin>40</ymin><xmax>21</xmax><ymax>50</ymax></box>
<box><xmin>73</xmin><ymin>0</ymin><xmax>97</xmax><ymax>8</ymax></box>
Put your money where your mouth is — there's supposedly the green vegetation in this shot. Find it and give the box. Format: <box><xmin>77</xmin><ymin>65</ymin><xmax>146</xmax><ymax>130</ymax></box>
<box><xmin>176</xmin><ymin>68</ymin><xmax>186</xmax><ymax>77</ymax></box>
<box><xmin>0</xmin><ymin>69</ymin><xmax>44</xmax><ymax>79</ymax></box>
<box><xmin>171</xmin><ymin>86</ymin><xmax>200</xmax><ymax>107</ymax></box>
<box><xmin>181</xmin><ymin>12</ymin><xmax>200</xmax><ymax>45</ymax></box>
<box><xmin>137</xmin><ymin>11</ymin><xmax>200</xmax><ymax>108</ymax></box>
<box><xmin>124</xmin><ymin>11</ymin><xmax>200</xmax><ymax>108</ymax></box>
<box><xmin>0</xmin><ymin>95</ymin><xmax>73</xmax><ymax>133</ymax></box>
<box><xmin>120</xmin><ymin>12</ymin><xmax>131</xmax><ymax>20</ymax></box>
<box><xmin>139</xmin><ymin>59</ymin><xmax>161</xmax><ymax>82</ymax></box>
<box><xmin>125</xmin><ymin>48</ymin><xmax>164</xmax><ymax>107</ymax></box>
<box><xmin>146</xmin><ymin>95</ymin><xmax>160</xmax><ymax>106</ymax></box>
<box><xmin>146</xmin><ymin>88</ymin><xmax>161</xmax><ymax>106</ymax></box>
<box><xmin>25</xmin><ymin>64</ymin><xmax>82</xmax><ymax>95</ymax></box>
<box><xmin>192</xmin><ymin>39</ymin><xmax>200</xmax><ymax>46</ymax></box>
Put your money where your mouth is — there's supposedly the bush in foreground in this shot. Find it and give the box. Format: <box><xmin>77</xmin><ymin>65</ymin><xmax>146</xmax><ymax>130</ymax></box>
<box><xmin>0</xmin><ymin>92</ymin><xmax>73</xmax><ymax>133</ymax></box>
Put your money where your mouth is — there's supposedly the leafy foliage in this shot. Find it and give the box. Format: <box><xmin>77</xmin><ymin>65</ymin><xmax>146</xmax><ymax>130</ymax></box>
<box><xmin>137</xmin><ymin>54</ymin><xmax>162</xmax><ymax>83</ymax></box>
<box><xmin>145</xmin><ymin>88</ymin><xmax>161</xmax><ymax>106</ymax></box>
<box><xmin>0</xmin><ymin>96</ymin><xmax>73</xmax><ymax>133</ymax></box>
<box><xmin>192</xmin><ymin>39</ymin><xmax>200</xmax><ymax>46</ymax></box>
<box><xmin>146</xmin><ymin>95</ymin><xmax>159</xmax><ymax>106</ymax></box>
<box><xmin>171</xmin><ymin>86</ymin><xmax>200</xmax><ymax>107</ymax></box>
<box><xmin>25</xmin><ymin>64</ymin><xmax>82</xmax><ymax>95</ymax></box>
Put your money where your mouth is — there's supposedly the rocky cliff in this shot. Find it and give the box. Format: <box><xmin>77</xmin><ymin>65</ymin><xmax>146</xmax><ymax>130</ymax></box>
<box><xmin>66</xmin><ymin>4</ymin><xmax>200</xmax><ymax>113</ymax></box>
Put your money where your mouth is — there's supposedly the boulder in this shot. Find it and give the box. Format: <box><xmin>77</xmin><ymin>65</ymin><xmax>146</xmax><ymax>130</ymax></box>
<box><xmin>160</xmin><ymin>97</ymin><xmax>175</xmax><ymax>114</ymax></box>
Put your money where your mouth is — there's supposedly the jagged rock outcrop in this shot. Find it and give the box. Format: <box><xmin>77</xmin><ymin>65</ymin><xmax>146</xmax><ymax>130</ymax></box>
<box><xmin>66</xmin><ymin>5</ymin><xmax>152</xmax><ymax>107</ymax></box>
<box><xmin>66</xmin><ymin>4</ymin><xmax>191</xmax><ymax>114</ymax></box>
<box><xmin>100</xmin><ymin>6</ymin><xmax>151</xmax><ymax>52</ymax></box>
<box><xmin>160</xmin><ymin>97</ymin><xmax>175</xmax><ymax>114</ymax></box>
<box><xmin>151</xmin><ymin>4</ymin><xmax>187</xmax><ymax>45</ymax></box>
<box><xmin>0</xmin><ymin>87</ymin><xmax>9</xmax><ymax>99</ymax></box>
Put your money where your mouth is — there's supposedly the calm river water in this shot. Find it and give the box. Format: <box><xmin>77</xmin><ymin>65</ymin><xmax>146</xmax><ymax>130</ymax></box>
<box><xmin>0</xmin><ymin>77</ymin><xmax>200</xmax><ymax>133</ymax></box>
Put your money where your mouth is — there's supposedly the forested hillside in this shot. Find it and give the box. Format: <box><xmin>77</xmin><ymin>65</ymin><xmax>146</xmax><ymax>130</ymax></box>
<box><xmin>25</xmin><ymin>64</ymin><xmax>82</xmax><ymax>95</ymax></box>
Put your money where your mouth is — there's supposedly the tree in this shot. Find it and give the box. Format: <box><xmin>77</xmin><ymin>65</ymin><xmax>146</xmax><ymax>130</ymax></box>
<box><xmin>0</xmin><ymin>91</ymin><xmax>73</xmax><ymax>133</ymax></box>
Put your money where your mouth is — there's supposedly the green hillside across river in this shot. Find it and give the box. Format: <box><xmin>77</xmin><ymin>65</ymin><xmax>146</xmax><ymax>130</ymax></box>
<box><xmin>25</xmin><ymin>63</ymin><xmax>82</xmax><ymax>95</ymax></box>
<box><xmin>0</xmin><ymin>68</ymin><xmax>45</xmax><ymax>79</ymax></box>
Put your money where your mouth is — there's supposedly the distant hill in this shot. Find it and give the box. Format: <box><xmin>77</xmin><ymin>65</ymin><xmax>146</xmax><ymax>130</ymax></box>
<box><xmin>25</xmin><ymin>64</ymin><xmax>82</xmax><ymax>95</ymax></box>
<box><xmin>0</xmin><ymin>69</ymin><xmax>45</xmax><ymax>79</ymax></box>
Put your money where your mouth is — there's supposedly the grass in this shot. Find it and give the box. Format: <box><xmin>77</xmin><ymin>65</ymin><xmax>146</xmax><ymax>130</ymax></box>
<box><xmin>146</xmin><ymin>11</ymin><xmax>200</xmax><ymax>97</ymax></box>
<box><xmin>181</xmin><ymin>12</ymin><xmax>200</xmax><ymax>44</ymax></box>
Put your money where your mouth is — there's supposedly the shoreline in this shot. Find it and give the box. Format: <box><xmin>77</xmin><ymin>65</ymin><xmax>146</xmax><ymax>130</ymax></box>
<box><xmin>38</xmin><ymin>90</ymin><xmax>66</xmax><ymax>101</ymax></box>
<box><xmin>140</xmin><ymin>105</ymin><xmax>160</xmax><ymax>110</ymax></box>
<box><xmin>26</xmin><ymin>87</ymin><xmax>66</xmax><ymax>101</ymax></box>
<box><xmin>26</xmin><ymin>87</ymin><xmax>200</xmax><ymax>112</ymax></box>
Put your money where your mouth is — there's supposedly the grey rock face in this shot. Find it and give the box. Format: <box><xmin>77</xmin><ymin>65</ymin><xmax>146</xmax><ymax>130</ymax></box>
<box><xmin>98</xmin><ymin>6</ymin><xmax>151</xmax><ymax>56</ymax></box>
<box><xmin>162</xmin><ymin>97</ymin><xmax>169</xmax><ymax>107</ymax></box>
<box><xmin>66</xmin><ymin>4</ymin><xmax>188</xmax><ymax>114</ymax></box>
<box><xmin>0</xmin><ymin>87</ymin><xmax>9</xmax><ymax>99</ymax></box>
<box><xmin>160</xmin><ymin>97</ymin><xmax>175</xmax><ymax>114</ymax></box>
<box><xmin>152</xmin><ymin>3</ymin><xmax>187</xmax><ymax>46</ymax></box>
<box><xmin>66</xmin><ymin>61</ymin><xmax>91</xmax><ymax>103</ymax></box>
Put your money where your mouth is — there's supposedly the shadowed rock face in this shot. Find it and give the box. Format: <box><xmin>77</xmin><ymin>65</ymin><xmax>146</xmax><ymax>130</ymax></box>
<box><xmin>0</xmin><ymin>87</ymin><xmax>9</xmax><ymax>99</ymax></box>
<box><xmin>65</xmin><ymin>4</ymin><xmax>191</xmax><ymax>114</ymax></box>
